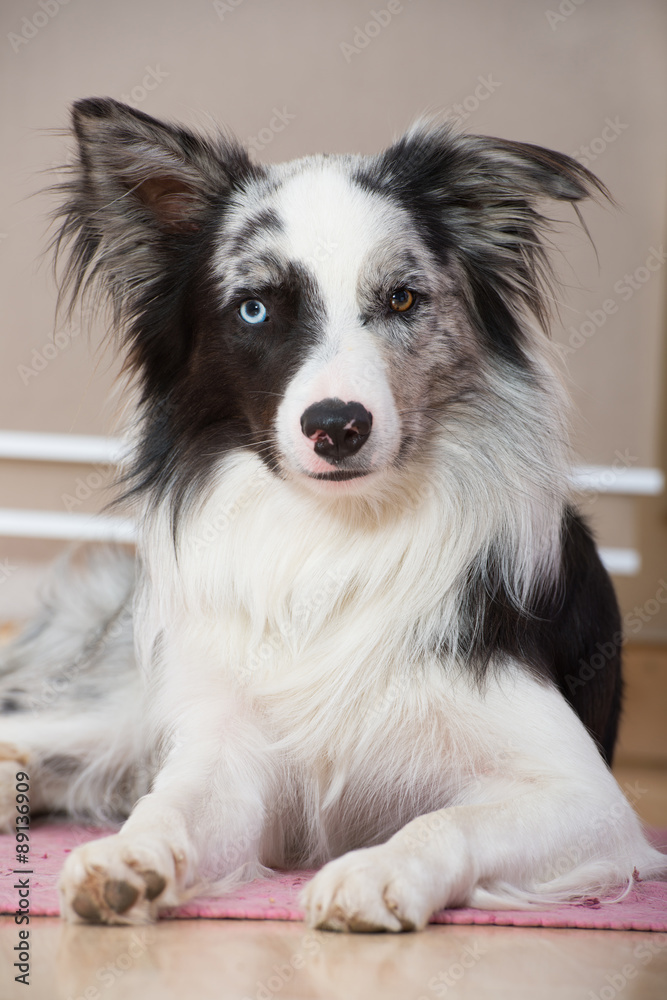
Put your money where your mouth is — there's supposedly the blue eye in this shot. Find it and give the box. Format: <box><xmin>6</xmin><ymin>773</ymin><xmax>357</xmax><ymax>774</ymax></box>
<box><xmin>239</xmin><ymin>299</ymin><xmax>268</xmax><ymax>324</ymax></box>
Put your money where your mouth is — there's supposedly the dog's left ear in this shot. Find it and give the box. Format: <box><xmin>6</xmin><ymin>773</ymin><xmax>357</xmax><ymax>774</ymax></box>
<box><xmin>363</xmin><ymin>122</ymin><xmax>610</xmax><ymax>348</ymax></box>
<box><xmin>369</xmin><ymin>120</ymin><xmax>609</xmax><ymax>212</ymax></box>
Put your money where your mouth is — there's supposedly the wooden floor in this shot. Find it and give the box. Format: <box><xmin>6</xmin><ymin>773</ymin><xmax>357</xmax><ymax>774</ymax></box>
<box><xmin>2</xmin><ymin>914</ymin><xmax>667</xmax><ymax>1000</ymax></box>
<box><xmin>1</xmin><ymin>644</ymin><xmax>666</xmax><ymax>999</ymax></box>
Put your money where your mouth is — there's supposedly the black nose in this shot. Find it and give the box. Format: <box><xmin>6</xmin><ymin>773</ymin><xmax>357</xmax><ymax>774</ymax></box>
<box><xmin>300</xmin><ymin>398</ymin><xmax>373</xmax><ymax>463</ymax></box>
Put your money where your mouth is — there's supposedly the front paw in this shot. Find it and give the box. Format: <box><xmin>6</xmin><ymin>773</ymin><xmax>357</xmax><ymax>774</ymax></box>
<box><xmin>301</xmin><ymin>845</ymin><xmax>437</xmax><ymax>933</ymax></box>
<box><xmin>58</xmin><ymin>833</ymin><xmax>182</xmax><ymax>924</ymax></box>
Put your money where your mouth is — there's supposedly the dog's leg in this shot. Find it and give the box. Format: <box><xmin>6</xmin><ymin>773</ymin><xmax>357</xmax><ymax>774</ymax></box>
<box><xmin>58</xmin><ymin>698</ymin><xmax>277</xmax><ymax>924</ymax></box>
<box><xmin>301</xmin><ymin>668</ymin><xmax>667</xmax><ymax>932</ymax></box>
<box><xmin>0</xmin><ymin>708</ymin><xmax>143</xmax><ymax>832</ymax></box>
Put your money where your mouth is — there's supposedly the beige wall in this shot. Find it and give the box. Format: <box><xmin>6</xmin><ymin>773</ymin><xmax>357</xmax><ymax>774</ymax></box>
<box><xmin>1</xmin><ymin>0</ymin><xmax>666</xmax><ymax>631</ymax></box>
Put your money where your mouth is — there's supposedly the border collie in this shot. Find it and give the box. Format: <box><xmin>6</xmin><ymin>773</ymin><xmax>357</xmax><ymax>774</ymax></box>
<box><xmin>1</xmin><ymin>99</ymin><xmax>664</xmax><ymax>930</ymax></box>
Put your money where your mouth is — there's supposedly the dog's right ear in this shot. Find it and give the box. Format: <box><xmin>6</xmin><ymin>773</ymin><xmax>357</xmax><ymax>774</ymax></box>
<box><xmin>54</xmin><ymin>98</ymin><xmax>256</xmax><ymax>313</ymax></box>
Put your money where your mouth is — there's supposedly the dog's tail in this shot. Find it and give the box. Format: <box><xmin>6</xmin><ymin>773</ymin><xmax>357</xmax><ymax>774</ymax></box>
<box><xmin>0</xmin><ymin>545</ymin><xmax>148</xmax><ymax>828</ymax></box>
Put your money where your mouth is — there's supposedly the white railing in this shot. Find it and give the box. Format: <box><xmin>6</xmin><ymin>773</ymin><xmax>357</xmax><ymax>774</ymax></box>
<box><xmin>0</xmin><ymin>431</ymin><xmax>663</xmax><ymax>575</ymax></box>
<box><xmin>0</xmin><ymin>508</ymin><xmax>136</xmax><ymax>543</ymax></box>
<box><xmin>0</xmin><ymin>431</ymin><xmax>130</xmax><ymax>465</ymax></box>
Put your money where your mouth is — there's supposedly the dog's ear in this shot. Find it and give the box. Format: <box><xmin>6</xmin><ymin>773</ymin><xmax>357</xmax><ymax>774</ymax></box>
<box><xmin>54</xmin><ymin>98</ymin><xmax>256</xmax><ymax>314</ymax></box>
<box><xmin>370</xmin><ymin>120</ymin><xmax>608</xmax><ymax>215</ymax></box>
<box><xmin>364</xmin><ymin>122</ymin><xmax>611</xmax><ymax>353</ymax></box>
<box><xmin>68</xmin><ymin>98</ymin><xmax>250</xmax><ymax>233</ymax></box>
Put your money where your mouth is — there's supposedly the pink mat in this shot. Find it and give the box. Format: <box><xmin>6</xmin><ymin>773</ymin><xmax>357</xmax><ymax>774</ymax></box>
<box><xmin>2</xmin><ymin>822</ymin><xmax>666</xmax><ymax>930</ymax></box>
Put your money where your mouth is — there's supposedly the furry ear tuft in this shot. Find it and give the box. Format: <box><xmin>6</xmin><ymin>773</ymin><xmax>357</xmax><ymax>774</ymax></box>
<box><xmin>373</xmin><ymin>119</ymin><xmax>611</xmax><ymax>208</ymax></box>
<box><xmin>69</xmin><ymin>98</ymin><xmax>233</xmax><ymax>233</ymax></box>
<box><xmin>53</xmin><ymin>98</ymin><xmax>258</xmax><ymax>316</ymax></box>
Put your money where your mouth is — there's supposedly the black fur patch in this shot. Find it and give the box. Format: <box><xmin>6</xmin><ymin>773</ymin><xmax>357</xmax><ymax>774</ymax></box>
<box><xmin>456</xmin><ymin>508</ymin><xmax>622</xmax><ymax>764</ymax></box>
<box><xmin>0</xmin><ymin>691</ymin><xmax>26</xmax><ymax>713</ymax></box>
<box><xmin>125</xmin><ymin>257</ymin><xmax>327</xmax><ymax>528</ymax></box>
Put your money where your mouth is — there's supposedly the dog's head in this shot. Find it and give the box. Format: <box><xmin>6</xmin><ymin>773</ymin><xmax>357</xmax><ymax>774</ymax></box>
<box><xmin>56</xmin><ymin>100</ymin><xmax>606</xmax><ymax>512</ymax></box>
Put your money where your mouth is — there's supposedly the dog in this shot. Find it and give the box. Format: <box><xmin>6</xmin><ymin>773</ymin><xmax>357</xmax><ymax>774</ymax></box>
<box><xmin>0</xmin><ymin>98</ymin><xmax>664</xmax><ymax>931</ymax></box>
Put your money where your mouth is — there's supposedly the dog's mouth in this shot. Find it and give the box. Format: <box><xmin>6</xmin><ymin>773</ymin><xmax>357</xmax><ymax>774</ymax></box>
<box><xmin>305</xmin><ymin>470</ymin><xmax>371</xmax><ymax>482</ymax></box>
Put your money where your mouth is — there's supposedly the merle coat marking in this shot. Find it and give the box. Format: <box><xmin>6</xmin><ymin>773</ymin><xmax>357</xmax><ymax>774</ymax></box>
<box><xmin>0</xmin><ymin>100</ymin><xmax>663</xmax><ymax>930</ymax></box>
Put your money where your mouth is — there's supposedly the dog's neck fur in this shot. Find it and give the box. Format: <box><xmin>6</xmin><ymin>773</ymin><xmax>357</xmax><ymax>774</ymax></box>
<box><xmin>135</xmin><ymin>348</ymin><xmax>569</xmax><ymax>689</ymax></box>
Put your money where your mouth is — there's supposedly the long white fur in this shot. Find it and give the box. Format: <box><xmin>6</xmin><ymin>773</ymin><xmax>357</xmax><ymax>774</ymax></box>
<box><xmin>5</xmin><ymin>154</ymin><xmax>665</xmax><ymax>929</ymax></box>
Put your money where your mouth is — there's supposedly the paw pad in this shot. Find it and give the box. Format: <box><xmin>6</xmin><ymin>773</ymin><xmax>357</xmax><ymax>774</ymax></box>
<box><xmin>140</xmin><ymin>869</ymin><xmax>166</xmax><ymax>901</ymax></box>
<box><xmin>71</xmin><ymin>890</ymin><xmax>103</xmax><ymax>923</ymax></box>
<box><xmin>103</xmin><ymin>879</ymin><xmax>139</xmax><ymax>914</ymax></box>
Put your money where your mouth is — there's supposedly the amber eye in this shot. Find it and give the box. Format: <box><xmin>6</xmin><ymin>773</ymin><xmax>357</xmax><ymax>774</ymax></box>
<box><xmin>389</xmin><ymin>288</ymin><xmax>415</xmax><ymax>312</ymax></box>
